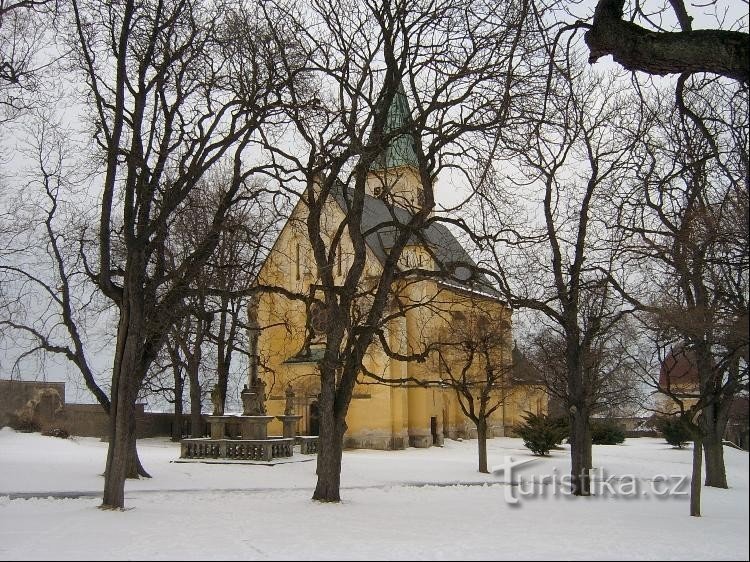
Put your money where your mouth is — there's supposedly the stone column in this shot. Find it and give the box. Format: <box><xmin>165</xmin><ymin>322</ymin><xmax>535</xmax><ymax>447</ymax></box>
<box><xmin>247</xmin><ymin>298</ymin><xmax>260</xmax><ymax>387</ymax></box>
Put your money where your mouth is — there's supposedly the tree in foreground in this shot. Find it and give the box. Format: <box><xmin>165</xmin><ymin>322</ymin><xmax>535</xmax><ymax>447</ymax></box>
<box><xmin>257</xmin><ymin>0</ymin><xmax>549</xmax><ymax>502</ymax></box>
<box><xmin>432</xmin><ymin>306</ymin><xmax>514</xmax><ymax>473</ymax></box>
<box><xmin>583</xmin><ymin>0</ymin><xmax>748</xmax><ymax>82</ymax></box>
<box><xmin>615</xmin><ymin>71</ymin><xmax>748</xmax><ymax>515</ymax></box>
<box><xmin>66</xmin><ymin>0</ymin><xmax>294</xmax><ymax>509</ymax></box>
<box><xmin>476</xmin><ymin>50</ymin><xmax>647</xmax><ymax>495</ymax></box>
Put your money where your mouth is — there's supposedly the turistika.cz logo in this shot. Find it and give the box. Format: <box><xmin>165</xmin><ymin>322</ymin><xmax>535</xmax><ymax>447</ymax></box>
<box><xmin>491</xmin><ymin>457</ymin><xmax>690</xmax><ymax>505</ymax></box>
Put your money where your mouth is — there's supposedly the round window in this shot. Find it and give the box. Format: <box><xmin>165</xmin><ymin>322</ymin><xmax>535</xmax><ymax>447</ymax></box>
<box><xmin>310</xmin><ymin>301</ymin><xmax>330</xmax><ymax>334</ymax></box>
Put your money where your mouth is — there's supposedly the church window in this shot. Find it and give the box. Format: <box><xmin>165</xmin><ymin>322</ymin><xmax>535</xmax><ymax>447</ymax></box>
<box><xmin>295</xmin><ymin>243</ymin><xmax>301</xmax><ymax>281</ymax></box>
<box><xmin>310</xmin><ymin>301</ymin><xmax>331</xmax><ymax>334</ymax></box>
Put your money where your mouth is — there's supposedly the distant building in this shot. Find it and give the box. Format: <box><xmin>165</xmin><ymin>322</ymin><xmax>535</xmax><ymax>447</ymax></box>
<box><xmin>657</xmin><ymin>345</ymin><xmax>701</xmax><ymax>409</ymax></box>
<box><xmin>656</xmin><ymin>346</ymin><xmax>748</xmax><ymax>448</ymax></box>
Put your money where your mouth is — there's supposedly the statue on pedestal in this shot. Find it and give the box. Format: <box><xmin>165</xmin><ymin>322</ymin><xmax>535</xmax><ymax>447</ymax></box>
<box><xmin>253</xmin><ymin>377</ymin><xmax>267</xmax><ymax>415</ymax></box>
<box><xmin>241</xmin><ymin>377</ymin><xmax>267</xmax><ymax>416</ymax></box>
<box><xmin>284</xmin><ymin>385</ymin><xmax>295</xmax><ymax>416</ymax></box>
<box><xmin>241</xmin><ymin>384</ymin><xmax>253</xmax><ymax>416</ymax></box>
<box><xmin>210</xmin><ymin>384</ymin><xmax>223</xmax><ymax>416</ymax></box>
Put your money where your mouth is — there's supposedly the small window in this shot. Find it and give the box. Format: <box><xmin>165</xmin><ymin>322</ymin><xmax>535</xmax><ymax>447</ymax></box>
<box><xmin>295</xmin><ymin>243</ymin><xmax>301</xmax><ymax>281</ymax></box>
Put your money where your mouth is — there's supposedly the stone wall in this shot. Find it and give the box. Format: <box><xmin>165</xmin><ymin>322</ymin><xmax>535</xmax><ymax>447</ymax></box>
<box><xmin>0</xmin><ymin>378</ymin><xmax>176</xmax><ymax>438</ymax></box>
<box><xmin>0</xmin><ymin>380</ymin><xmax>66</xmax><ymax>428</ymax></box>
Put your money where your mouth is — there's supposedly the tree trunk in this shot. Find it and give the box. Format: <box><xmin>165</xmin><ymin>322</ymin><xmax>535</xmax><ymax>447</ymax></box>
<box><xmin>584</xmin><ymin>0</ymin><xmax>749</xmax><ymax>82</ymax></box>
<box><xmin>701</xmin><ymin>403</ymin><xmax>729</xmax><ymax>488</ymax></box>
<box><xmin>216</xmin><ymin>307</ymin><xmax>227</xmax><ymax>409</ymax></box>
<box><xmin>128</xmin><ymin>442</ymin><xmax>151</xmax><ymax>479</ymax></box>
<box><xmin>569</xmin><ymin>408</ymin><xmax>591</xmax><ymax>496</ymax></box>
<box><xmin>172</xmin><ymin>369</ymin><xmax>184</xmax><ymax>441</ymax></box>
<box><xmin>690</xmin><ymin>438</ymin><xmax>703</xmax><ymax>517</ymax></box>
<box><xmin>313</xmin><ymin>374</ymin><xmax>347</xmax><ymax>503</ymax></box>
<box><xmin>703</xmin><ymin>433</ymin><xmax>727</xmax><ymax>488</ymax></box>
<box><xmin>101</xmin><ymin>358</ymin><xmax>139</xmax><ymax>509</ymax></box>
<box><xmin>477</xmin><ymin>418</ymin><xmax>489</xmax><ymax>473</ymax></box>
<box><xmin>313</xmin><ymin>416</ymin><xmax>346</xmax><ymax>502</ymax></box>
<box><xmin>188</xmin><ymin>356</ymin><xmax>204</xmax><ymax>437</ymax></box>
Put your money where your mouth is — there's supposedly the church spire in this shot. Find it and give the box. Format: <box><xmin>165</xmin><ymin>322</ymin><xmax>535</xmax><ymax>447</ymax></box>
<box><xmin>370</xmin><ymin>82</ymin><xmax>419</xmax><ymax>171</ymax></box>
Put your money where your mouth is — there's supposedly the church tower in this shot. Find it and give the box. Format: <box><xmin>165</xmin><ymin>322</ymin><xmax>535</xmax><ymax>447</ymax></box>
<box><xmin>366</xmin><ymin>83</ymin><xmax>426</xmax><ymax>211</ymax></box>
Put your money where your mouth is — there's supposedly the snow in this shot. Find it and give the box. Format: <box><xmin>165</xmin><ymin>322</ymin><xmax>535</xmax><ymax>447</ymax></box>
<box><xmin>0</xmin><ymin>427</ymin><xmax>747</xmax><ymax>560</ymax></box>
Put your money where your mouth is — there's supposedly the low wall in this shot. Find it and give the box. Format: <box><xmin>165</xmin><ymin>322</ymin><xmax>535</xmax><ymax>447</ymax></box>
<box><xmin>0</xmin><ymin>380</ymin><xmax>66</xmax><ymax>427</ymax></box>
<box><xmin>0</xmin><ymin>378</ymin><xmax>177</xmax><ymax>439</ymax></box>
<box><xmin>59</xmin><ymin>404</ymin><xmax>174</xmax><ymax>438</ymax></box>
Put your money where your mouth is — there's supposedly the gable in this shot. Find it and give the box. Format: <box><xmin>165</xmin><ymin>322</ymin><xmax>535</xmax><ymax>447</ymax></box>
<box><xmin>332</xmin><ymin>184</ymin><xmax>503</xmax><ymax>300</ymax></box>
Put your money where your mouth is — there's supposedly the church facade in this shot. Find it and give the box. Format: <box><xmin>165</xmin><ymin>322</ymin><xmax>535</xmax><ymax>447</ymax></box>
<box><xmin>251</xmin><ymin>87</ymin><xmax>546</xmax><ymax>449</ymax></box>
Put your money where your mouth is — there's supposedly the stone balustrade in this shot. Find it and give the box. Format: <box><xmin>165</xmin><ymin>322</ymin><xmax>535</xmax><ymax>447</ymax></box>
<box><xmin>181</xmin><ymin>438</ymin><xmax>294</xmax><ymax>461</ymax></box>
<box><xmin>297</xmin><ymin>435</ymin><xmax>319</xmax><ymax>454</ymax></box>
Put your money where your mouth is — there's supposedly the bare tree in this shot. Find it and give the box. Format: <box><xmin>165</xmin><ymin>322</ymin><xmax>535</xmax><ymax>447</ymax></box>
<box><xmin>525</xmin><ymin>314</ymin><xmax>646</xmax><ymax>422</ymax></box>
<box><xmin>474</xmin><ymin>52</ymin><xmax>648</xmax><ymax>495</ymax></box>
<box><xmin>203</xmin><ymin>190</ymin><xmax>277</xmax><ymax>414</ymax></box>
<box><xmin>0</xmin><ymin>0</ymin><xmax>58</xmax><ymax>119</ymax></box>
<box><xmin>145</xmin><ymin>179</ymin><xmax>279</xmax><ymax>433</ymax></box>
<box><xmin>256</xmin><ymin>0</ymin><xmax>548</xmax><ymax>502</ymax></box>
<box><xmin>615</xmin><ymin>73</ymin><xmax>748</xmax><ymax>515</ymax></box>
<box><xmin>432</xmin><ymin>306</ymin><xmax>513</xmax><ymax>473</ymax></box>
<box><xmin>0</xmin><ymin>114</ymin><xmax>116</xmax><ymax>438</ymax></box>
<box><xmin>66</xmin><ymin>0</ymin><xmax>294</xmax><ymax>509</ymax></box>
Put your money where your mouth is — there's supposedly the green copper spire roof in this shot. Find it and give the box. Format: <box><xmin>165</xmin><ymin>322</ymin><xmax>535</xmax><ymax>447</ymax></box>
<box><xmin>370</xmin><ymin>82</ymin><xmax>420</xmax><ymax>171</ymax></box>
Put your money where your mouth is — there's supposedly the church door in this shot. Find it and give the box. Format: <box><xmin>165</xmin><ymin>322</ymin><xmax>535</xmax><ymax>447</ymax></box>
<box><xmin>309</xmin><ymin>401</ymin><xmax>320</xmax><ymax>436</ymax></box>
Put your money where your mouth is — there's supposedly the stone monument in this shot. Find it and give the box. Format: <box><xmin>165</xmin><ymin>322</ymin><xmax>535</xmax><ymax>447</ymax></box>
<box><xmin>276</xmin><ymin>384</ymin><xmax>302</xmax><ymax>439</ymax></box>
<box><xmin>210</xmin><ymin>384</ymin><xmax>223</xmax><ymax>416</ymax></box>
<box><xmin>239</xmin><ymin>376</ymin><xmax>273</xmax><ymax>440</ymax></box>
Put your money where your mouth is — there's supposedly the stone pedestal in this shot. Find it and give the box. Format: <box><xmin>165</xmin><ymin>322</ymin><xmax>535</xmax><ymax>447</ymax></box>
<box><xmin>207</xmin><ymin>415</ymin><xmax>236</xmax><ymax>440</ymax></box>
<box><xmin>240</xmin><ymin>416</ymin><xmax>274</xmax><ymax>440</ymax></box>
<box><xmin>276</xmin><ymin>415</ymin><xmax>302</xmax><ymax>439</ymax></box>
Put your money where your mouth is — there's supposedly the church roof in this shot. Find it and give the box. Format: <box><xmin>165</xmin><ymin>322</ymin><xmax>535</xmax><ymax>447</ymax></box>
<box><xmin>511</xmin><ymin>343</ymin><xmax>544</xmax><ymax>384</ymax></box>
<box><xmin>370</xmin><ymin>82</ymin><xmax>420</xmax><ymax>171</ymax></box>
<box><xmin>332</xmin><ymin>184</ymin><xmax>503</xmax><ymax>300</ymax></box>
<box><xmin>659</xmin><ymin>346</ymin><xmax>700</xmax><ymax>388</ymax></box>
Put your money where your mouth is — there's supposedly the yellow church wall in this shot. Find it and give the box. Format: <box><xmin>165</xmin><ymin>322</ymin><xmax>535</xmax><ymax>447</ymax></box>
<box><xmin>252</xmin><ymin>173</ymin><xmax>544</xmax><ymax>450</ymax></box>
<box><xmin>386</xmin><ymin>273</ymin><xmax>518</xmax><ymax>445</ymax></box>
<box><xmin>366</xmin><ymin>166</ymin><xmax>425</xmax><ymax>211</ymax></box>
<box><xmin>502</xmin><ymin>385</ymin><xmax>549</xmax><ymax>436</ymax></box>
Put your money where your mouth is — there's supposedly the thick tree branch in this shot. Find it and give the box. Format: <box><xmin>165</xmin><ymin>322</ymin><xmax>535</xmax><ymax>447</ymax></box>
<box><xmin>584</xmin><ymin>0</ymin><xmax>749</xmax><ymax>82</ymax></box>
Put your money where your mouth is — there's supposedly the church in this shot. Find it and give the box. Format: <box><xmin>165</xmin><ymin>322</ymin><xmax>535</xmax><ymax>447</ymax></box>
<box><xmin>251</xmin><ymin>86</ymin><xmax>546</xmax><ymax>449</ymax></box>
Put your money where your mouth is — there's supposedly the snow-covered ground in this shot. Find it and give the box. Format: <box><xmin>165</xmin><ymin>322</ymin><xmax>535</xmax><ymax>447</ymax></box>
<box><xmin>0</xmin><ymin>427</ymin><xmax>747</xmax><ymax>560</ymax></box>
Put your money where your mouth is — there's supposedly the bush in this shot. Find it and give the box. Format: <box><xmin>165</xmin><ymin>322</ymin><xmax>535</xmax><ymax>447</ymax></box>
<box><xmin>42</xmin><ymin>427</ymin><xmax>70</xmax><ymax>439</ymax></box>
<box><xmin>514</xmin><ymin>412</ymin><xmax>569</xmax><ymax>456</ymax></box>
<box><xmin>7</xmin><ymin>414</ymin><xmax>40</xmax><ymax>433</ymax></box>
<box><xmin>591</xmin><ymin>419</ymin><xmax>626</xmax><ymax>445</ymax></box>
<box><xmin>654</xmin><ymin>416</ymin><xmax>692</xmax><ymax>448</ymax></box>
